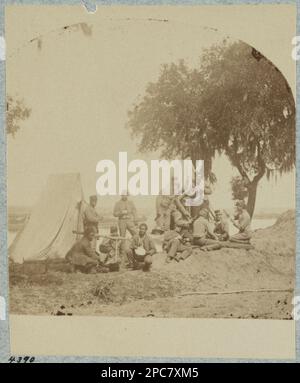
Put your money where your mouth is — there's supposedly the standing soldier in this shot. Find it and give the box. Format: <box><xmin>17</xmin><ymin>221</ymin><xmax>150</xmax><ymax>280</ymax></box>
<box><xmin>113</xmin><ymin>192</ymin><xmax>137</xmax><ymax>238</ymax></box>
<box><xmin>83</xmin><ymin>195</ymin><xmax>102</xmax><ymax>249</ymax></box>
<box><xmin>154</xmin><ymin>194</ymin><xmax>176</xmax><ymax>233</ymax></box>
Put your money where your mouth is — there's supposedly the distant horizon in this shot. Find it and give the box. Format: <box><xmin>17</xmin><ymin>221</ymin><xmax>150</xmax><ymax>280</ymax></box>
<box><xmin>8</xmin><ymin>202</ymin><xmax>295</xmax><ymax>215</ymax></box>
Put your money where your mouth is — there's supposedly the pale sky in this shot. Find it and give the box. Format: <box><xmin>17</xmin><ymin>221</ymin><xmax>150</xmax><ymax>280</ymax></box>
<box><xmin>6</xmin><ymin>6</ymin><xmax>296</xmax><ymax>212</ymax></box>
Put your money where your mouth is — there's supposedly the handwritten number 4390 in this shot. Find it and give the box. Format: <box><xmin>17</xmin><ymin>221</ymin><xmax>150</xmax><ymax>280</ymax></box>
<box><xmin>8</xmin><ymin>356</ymin><xmax>35</xmax><ymax>363</ymax></box>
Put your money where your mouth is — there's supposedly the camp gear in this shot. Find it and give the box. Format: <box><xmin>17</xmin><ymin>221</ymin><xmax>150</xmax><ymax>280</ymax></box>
<box><xmin>135</xmin><ymin>246</ymin><xmax>146</xmax><ymax>257</ymax></box>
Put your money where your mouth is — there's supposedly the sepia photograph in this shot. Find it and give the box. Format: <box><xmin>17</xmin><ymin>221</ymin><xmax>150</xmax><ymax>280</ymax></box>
<box><xmin>6</xmin><ymin>4</ymin><xmax>295</xmax><ymax>328</ymax></box>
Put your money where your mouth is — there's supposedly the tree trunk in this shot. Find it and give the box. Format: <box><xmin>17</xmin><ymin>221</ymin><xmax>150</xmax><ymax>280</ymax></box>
<box><xmin>190</xmin><ymin>151</ymin><xmax>201</xmax><ymax>217</ymax></box>
<box><xmin>246</xmin><ymin>181</ymin><xmax>258</xmax><ymax>218</ymax></box>
<box><xmin>190</xmin><ymin>150</ymin><xmax>212</xmax><ymax>217</ymax></box>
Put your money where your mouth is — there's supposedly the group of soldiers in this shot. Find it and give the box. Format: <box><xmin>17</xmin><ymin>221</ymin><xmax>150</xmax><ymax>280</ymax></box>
<box><xmin>66</xmin><ymin>194</ymin><xmax>156</xmax><ymax>273</ymax></box>
<box><xmin>65</xmin><ymin>191</ymin><xmax>252</xmax><ymax>273</ymax></box>
<box><xmin>155</xmin><ymin>193</ymin><xmax>252</xmax><ymax>263</ymax></box>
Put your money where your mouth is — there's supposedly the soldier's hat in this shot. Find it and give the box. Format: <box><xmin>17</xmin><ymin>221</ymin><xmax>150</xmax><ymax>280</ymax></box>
<box><xmin>84</xmin><ymin>226</ymin><xmax>97</xmax><ymax>236</ymax></box>
<box><xmin>235</xmin><ymin>199</ymin><xmax>246</xmax><ymax>209</ymax></box>
<box><xmin>199</xmin><ymin>208</ymin><xmax>209</xmax><ymax>218</ymax></box>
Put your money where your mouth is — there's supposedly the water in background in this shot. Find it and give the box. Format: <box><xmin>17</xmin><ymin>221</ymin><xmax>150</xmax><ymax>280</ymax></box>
<box><xmin>228</xmin><ymin>218</ymin><xmax>275</xmax><ymax>235</ymax></box>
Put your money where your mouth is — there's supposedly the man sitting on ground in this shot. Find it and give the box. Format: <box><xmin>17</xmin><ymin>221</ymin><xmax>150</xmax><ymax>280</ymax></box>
<box><xmin>214</xmin><ymin>210</ymin><xmax>230</xmax><ymax>241</ymax></box>
<box><xmin>126</xmin><ymin>223</ymin><xmax>156</xmax><ymax>271</ymax></box>
<box><xmin>99</xmin><ymin>226</ymin><xmax>122</xmax><ymax>271</ymax></box>
<box><xmin>193</xmin><ymin>208</ymin><xmax>221</xmax><ymax>251</ymax></box>
<box><xmin>230</xmin><ymin>200</ymin><xmax>252</xmax><ymax>243</ymax></box>
<box><xmin>65</xmin><ymin>226</ymin><xmax>99</xmax><ymax>273</ymax></box>
<box><xmin>164</xmin><ymin>229</ymin><xmax>193</xmax><ymax>263</ymax></box>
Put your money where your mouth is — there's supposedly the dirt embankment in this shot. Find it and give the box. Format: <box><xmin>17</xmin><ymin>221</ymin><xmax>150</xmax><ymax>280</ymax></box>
<box><xmin>10</xmin><ymin>210</ymin><xmax>295</xmax><ymax>319</ymax></box>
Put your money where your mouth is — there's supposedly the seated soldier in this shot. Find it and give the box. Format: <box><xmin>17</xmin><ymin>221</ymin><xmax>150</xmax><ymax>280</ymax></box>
<box><xmin>162</xmin><ymin>227</ymin><xmax>181</xmax><ymax>250</ymax></box>
<box><xmin>230</xmin><ymin>200</ymin><xmax>252</xmax><ymax>243</ymax></box>
<box><xmin>193</xmin><ymin>208</ymin><xmax>221</xmax><ymax>251</ymax></box>
<box><xmin>214</xmin><ymin>210</ymin><xmax>230</xmax><ymax>241</ymax></box>
<box><xmin>126</xmin><ymin>223</ymin><xmax>156</xmax><ymax>271</ymax></box>
<box><xmin>165</xmin><ymin>230</ymin><xmax>193</xmax><ymax>263</ymax></box>
<box><xmin>65</xmin><ymin>226</ymin><xmax>99</xmax><ymax>273</ymax></box>
<box><xmin>99</xmin><ymin>226</ymin><xmax>121</xmax><ymax>272</ymax></box>
<box><xmin>153</xmin><ymin>195</ymin><xmax>176</xmax><ymax>233</ymax></box>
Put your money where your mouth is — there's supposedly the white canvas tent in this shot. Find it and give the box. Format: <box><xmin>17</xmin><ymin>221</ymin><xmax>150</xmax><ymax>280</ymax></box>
<box><xmin>9</xmin><ymin>173</ymin><xmax>85</xmax><ymax>264</ymax></box>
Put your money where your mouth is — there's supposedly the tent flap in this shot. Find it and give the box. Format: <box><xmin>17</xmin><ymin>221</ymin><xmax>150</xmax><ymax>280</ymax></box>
<box><xmin>9</xmin><ymin>173</ymin><xmax>84</xmax><ymax>264</ymax></box>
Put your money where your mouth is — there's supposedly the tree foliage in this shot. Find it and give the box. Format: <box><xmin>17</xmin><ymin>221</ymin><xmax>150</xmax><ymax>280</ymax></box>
<box><xmin>127</xmin><ymin>40</ymin><xmax>295</xmax><ymax>216</ymax></box>
<box><xmin>200</xmin><ymin>41</ymin><xmax>295</xmax><ymax>216</ymax></box>
<box><xmin>230</xmin><ymin>176</ymin><xmax>249</xmax><ymax>201</ymax></box>
<box><xmin>200</xmin><ymin>42</ymin><xmax>295</xmax><ymax>179</ymax></box>
<box><xmin>127</xmin><ymin>60</ymin><xmax>218</xmax><ymax>180</ymax></box>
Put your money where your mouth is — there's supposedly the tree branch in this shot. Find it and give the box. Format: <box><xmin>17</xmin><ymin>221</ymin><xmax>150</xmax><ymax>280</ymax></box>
<box><xmin>231</xmin><ymin>137</ymin><xmax>250</xmax><ymax>182</ymax></box>
<box><xmin>252</xmin><ymin>142</ymin><xmax>266</xmax><ymax>184</ymax></box>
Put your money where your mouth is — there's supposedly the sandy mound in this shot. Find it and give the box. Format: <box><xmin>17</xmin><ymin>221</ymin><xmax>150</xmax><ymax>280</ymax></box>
<box><xmin>150</xmin><ymin>209</ymin><xmax>295</xmax><ymax>279</ymax></box>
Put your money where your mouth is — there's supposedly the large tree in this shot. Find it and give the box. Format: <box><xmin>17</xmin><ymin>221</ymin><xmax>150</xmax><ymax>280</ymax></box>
<box><xmin>127</xmin><ymin>41</ymin><xmax>295</xmax><ymax>217</ymax></box>
<box><xmin>200</xmin><ymin>41</ymin><xmax>295</xmax><ymax>217</ymax></box>
<box><xmin>127</xmin><ymin>60</ymin><xmax>218</xmax><ymax>181</ymax></box>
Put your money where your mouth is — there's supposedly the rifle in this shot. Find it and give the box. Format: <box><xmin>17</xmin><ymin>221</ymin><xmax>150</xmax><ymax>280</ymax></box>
<box><xmin>72</xmin><ymin>230</ymin><xmax>126</xmax><ymax>240</ymax></box>
<box><xmin>208</xmin><ymin>207</ymin><xmax>216</xmax><ymax>221</ymax></box>
<box><xmin>222</xmin><ymin>209</ymin><xmax>239</xmax><ymax>228</ymax></box>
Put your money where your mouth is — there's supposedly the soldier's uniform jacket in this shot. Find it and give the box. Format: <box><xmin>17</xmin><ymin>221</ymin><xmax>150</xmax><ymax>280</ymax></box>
<box><xmin>193</xmin><ymin>216</ymin><xmax>216</xmax><ymax>239</ymax></box>
<box><xmin>83</xmin><ymin>205</ymin><xmax>101</xmax><ymax>231</ymax></box>
<box><xmin>130</xmin><ymin>234</ymin><xmax>156</xmax><ymax>256</ymax></box>
<box><xmin>214</xmin><ymin>218</ymin><xmax>229</xmax><ymax>236</ymax></box>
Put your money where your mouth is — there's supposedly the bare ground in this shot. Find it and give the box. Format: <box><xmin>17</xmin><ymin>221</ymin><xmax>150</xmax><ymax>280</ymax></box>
<box><xmin>9</xmin><ymin>210</ymin><xmax>295</xmax><ymax>319</ymax></box>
